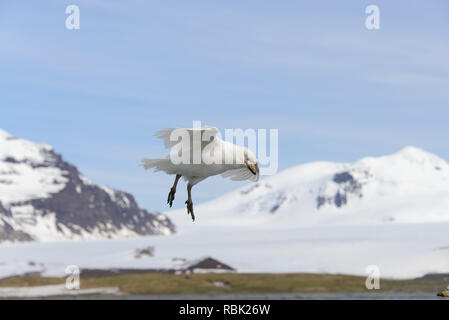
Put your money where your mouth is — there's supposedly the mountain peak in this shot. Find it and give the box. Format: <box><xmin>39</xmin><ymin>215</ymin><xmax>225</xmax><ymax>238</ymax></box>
<box><xmin>0</xmin><ymin>128</ymin><xmax>175</xmax><ymax>242</ymax></box>
<box><xmin>396</xmin><ymin>145</ymin><xmax>434</xmax><ymax>157</ymax></box>
<box><xmin>389</xmin><ymin>145</ymin><xmax>446</xmax><ymax>166</ymax></box>
<box><xmin>0</xmin><ymin>130</ymin><xmax>54</xmax><ymax>169</ymax></box>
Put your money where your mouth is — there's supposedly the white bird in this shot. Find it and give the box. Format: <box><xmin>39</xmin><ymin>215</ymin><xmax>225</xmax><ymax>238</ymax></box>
<box><xmin>142</xmin><ymin>126</ymin><xmax>259</xmax><ymax>221</ymax></box>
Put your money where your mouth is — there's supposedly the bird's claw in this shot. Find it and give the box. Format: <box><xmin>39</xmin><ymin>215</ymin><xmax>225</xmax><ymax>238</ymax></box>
<box><xmin>167</xmin><ymin>188</ymin><xmax>176</xmax><ymax>207</ymax></box>
<box><xmin>185</xmin><ymin>200</ymin><xmax>195</xmax><ymax>222</ymax></box>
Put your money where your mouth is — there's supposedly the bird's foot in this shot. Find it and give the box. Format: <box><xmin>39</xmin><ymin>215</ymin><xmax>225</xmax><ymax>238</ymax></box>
<box><xmin>167</xmin><ymin>188</ymin><xmax>176</xmax><ymax>207</ymax></box>
<box><xmin>185</xmin><ymin>200</ymin><xmax>195</xmax><ymax>222</ymax></box>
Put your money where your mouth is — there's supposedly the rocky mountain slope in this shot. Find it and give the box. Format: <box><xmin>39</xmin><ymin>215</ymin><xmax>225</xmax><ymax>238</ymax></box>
<box><xmin>0</xmin><ymin>129</ymin><xmax>175</xmax><ymax>242</ymax></box>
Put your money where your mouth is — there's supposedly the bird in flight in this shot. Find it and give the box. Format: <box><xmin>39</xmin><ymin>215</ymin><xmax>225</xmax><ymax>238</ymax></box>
<box><xmin>142</xmin><ymin>126</ymin><xmax>259</xmax><ymax>221</ymax></box>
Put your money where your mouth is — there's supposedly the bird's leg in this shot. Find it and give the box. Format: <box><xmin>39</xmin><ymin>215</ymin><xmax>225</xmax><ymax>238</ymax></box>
<box><xmin>185</xmin><ymin>183</ymin><xmax>195</xmax><ymax>222</ymax></box>
<box><xmin>167</xmin><ymin>174</ymin><xmax>181</xmax><ymax>207</ymax></box>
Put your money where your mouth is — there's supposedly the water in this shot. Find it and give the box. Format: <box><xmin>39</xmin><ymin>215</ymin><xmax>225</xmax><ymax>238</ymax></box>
<box><xmin>46</xmin><ymin>292</ymin><xmax>446</xmax><ymax>300</ymax></box>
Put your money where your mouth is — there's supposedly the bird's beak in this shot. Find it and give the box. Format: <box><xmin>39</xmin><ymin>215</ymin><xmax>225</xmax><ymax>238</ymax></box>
<box><xmin>247</xmin><ymin>163</ymin><xmax>257</xmax><ymax>175</ymax></box>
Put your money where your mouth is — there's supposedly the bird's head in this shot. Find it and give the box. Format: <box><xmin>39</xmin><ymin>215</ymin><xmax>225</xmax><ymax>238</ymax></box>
<box><xmin>244</xmin><ymin>149</ymin><xmax>259</xmax><ymax>182</ymax></box>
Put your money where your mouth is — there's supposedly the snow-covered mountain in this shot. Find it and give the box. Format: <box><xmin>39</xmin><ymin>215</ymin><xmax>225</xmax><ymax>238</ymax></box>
<box><xmin>153</xmin><ymin>146</ymin><xmax>449</xmax><ymax>278</ymax></box>
<box><xmin>172</xmin><ymin>146</ymin><xmax>449</xmax><ymax>228</ymax></box>
<box><xmin>1</xmin><ymin>146</ymin><xmax>448</xmax><ymax>279</ymax></box>
<box><xmin>0</xmin><ymin>129</ymin><xmax>175</xmax><ymax>242</ymax></box>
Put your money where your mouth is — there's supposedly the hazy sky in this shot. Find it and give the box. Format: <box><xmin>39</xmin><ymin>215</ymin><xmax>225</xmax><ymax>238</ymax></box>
<box><xmin>1</xmin><ymin>1</ymin><xmax>448</xmax><ymax>212</ymax></box>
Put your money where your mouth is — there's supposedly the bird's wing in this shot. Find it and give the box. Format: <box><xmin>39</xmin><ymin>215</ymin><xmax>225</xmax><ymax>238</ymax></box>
<box><xmin>154</xmin><ymin>126</ymin><xmax>219</xmax><ymax>149</ymax></box>
<box><xmin>221</xmin><ymin>167</ymin><xmax>257</xmax><ymax>181</ymax></box>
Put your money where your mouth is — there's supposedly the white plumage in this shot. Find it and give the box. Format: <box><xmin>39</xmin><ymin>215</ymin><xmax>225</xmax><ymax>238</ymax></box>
<box><xmin>142</xmin><ymin>126</ymin><xmax>259</xmax><ymax>221</ymax></box>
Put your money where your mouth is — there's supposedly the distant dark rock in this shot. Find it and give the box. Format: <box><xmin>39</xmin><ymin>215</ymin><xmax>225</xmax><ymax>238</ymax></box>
<box><xmin>134</xmin><ymin>246</ymin><xmax>155</xmax><ymax>259</ymax></box>
<box><xmin>333</xmin><ymin>172</ymin><xmax>354</xmax><ymax>184</ymax></box>
<box><xmin>0</xmin><ymin>201</ymin><xmax>33</xmax><ymax>241</ymax></box>
<box><xmin>240</xmin><ymin>183</ymin><xmax>260</xmax><ymax>195</ymax></box>
<box><xmin>334</xmin><ymin>191</ymin><xmax>347</xmax><ymax>207</ymax></box>
<box><xmin>0</xmin><ymin>220</ymin><xmax>34</xmax><ymax>242</ymax></box>
<box><xmin>270</xmin><ymin>195</ymin><xmax>286</xmax><ymax>213</ymax></box>
<box><xmin>317</xmin><ymin>170</ymin><xmax>363</xmax><ymax>209</ymax></box>
<box><xmin>416</xmin><ymin>273</ymin><xmax>449</xmax><ymax>281</ymax></box>
<box><xmin>0</xmin><ymin>201</ymin><xmax>10</xmax><ymax>217</ymax></box>
<box><xmin>437</xmin><ymin>290</ymin><xmax>449</xmax><ymax>298</ymax></box>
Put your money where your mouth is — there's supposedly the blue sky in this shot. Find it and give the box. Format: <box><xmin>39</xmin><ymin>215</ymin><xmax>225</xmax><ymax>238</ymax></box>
<box><xmin>1</xmin><ymin>1</ymin><xmax>448</xmax><ymax>212</ymax></box>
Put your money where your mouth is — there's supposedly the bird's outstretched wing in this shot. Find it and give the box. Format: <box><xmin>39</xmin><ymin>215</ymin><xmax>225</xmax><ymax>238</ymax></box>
<box><xmin>154</xmin><ymin>126</ymin><xmax>219</xmax><ymax>150</ymax></box>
